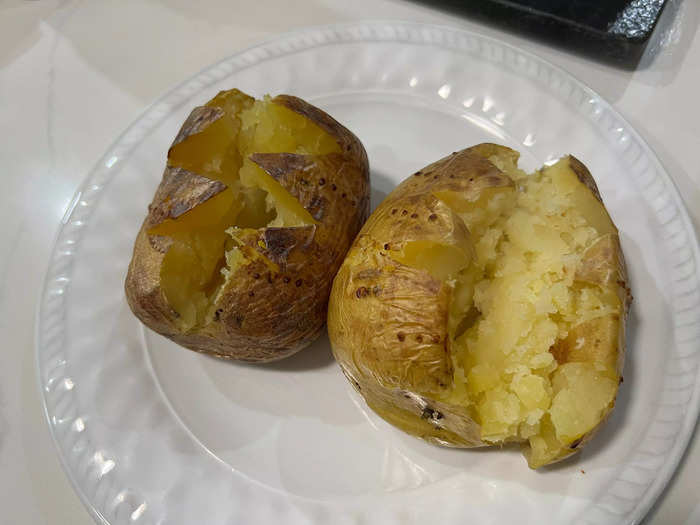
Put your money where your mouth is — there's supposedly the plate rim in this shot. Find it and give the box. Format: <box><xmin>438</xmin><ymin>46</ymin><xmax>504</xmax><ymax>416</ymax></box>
<box><xmin>35</xmin><ymin>19</ymin><xmax>700</xmax><ymax>525</ymax></box>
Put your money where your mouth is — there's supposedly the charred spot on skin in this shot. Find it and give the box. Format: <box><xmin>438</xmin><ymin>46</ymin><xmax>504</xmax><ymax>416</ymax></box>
<box><xmin>283</xmin><ymin>276</ymin><xmax>291</xmax><ymax>283</ymax></box>
<box><xmin>383</xmin><ymin>243</ymin><xmax>390</xmax><ymax>250</ymax></box>
<box><xmin>295</xmin><ymin>279</ymin><xmax>303</xmax><ymax>287</ymax></box>
<box><xmin>331</xmin><ymin>184</ymin><xmax>337</xmax><ymax>191</ymax></box>
<box><xmin>346</xmin><ymin>144</ymin><xmax>352</xmax><ymax>152</ymax></box>
<box><xmin>234</xmin><ymin>314</ymin><xmax>244</xmax><ymax>327</ymax></box>
<box><xmin>416</xmin><ymin>335</ymin><xmax>424</xmax><ymax>343</ymax></box>
<box><xmin>308</xmin><ymin>195</ymin><xmax>326</xmax><ymax>220</ymax></box>
<box><xmin>432</xmin><ymin>334</ymin><xmax>441</xmax><ymax>343</ymax></box>
<box><xmin>410</xmin><ymin>213</ymin><xmax>419</xmax><ymax>219</ymax></box>
<box><xmin>397</xmin><ymin>331</ymin><xmax>406</xmax><ymax>342</ymax></box>
<box><xmin>355</xmin><ymin>286</ymin><xmax>369</xmax><ymax>298</ymax></box>
<box><xmin>372</xmin><ymin>285</ymin><xmax>381</xmax><ymax>296</ymax></box>
<box><xmin>391</xmin><ymin>209</ymin><xmax>398</xmax><ymax>215</ymax></box>
<box><xmin>401</xmin><ymin>210</ymin><xmax>408</xmax><ymax>216</ymax></box>
<box><xmin>253</xmin><ymin>273</ymin><xmax>260</xmax><ymax>279</ymax></box>
<box><xmin>414</xmin><ymin>171</ymin><xmax>422</xmax><ymax>177</ymax></box>
<box><xmin>428</xmin><ymin>214</ymin><xmax>438</xmax><ymax>221</ymax></box>
<box><xmin>263</xmin><ymin>228</ymin><xmax>298</xmax><ymax>264</ymax></box>
<box><xmin>570</xmin><ymin>437</ymin><xmax>583</xmax><ymax>449</ymax></box>
<box><xmin>214</xmin><ymin>308</ymin><xmax>223</xmax><ymax>321</ymax></box>
<box><xmin>619</xmin><ymin>376</ymin><xmax>624</xmax><ymax>384</ymax></box>
<box><xmin>421</xmin><ymin>407</ymin><xmax>444</xmax><ymax>424</ymax></box>
<box><xmin>267</xmin><ymin>273</ymin><xmax>274</xmax><ymax>283</ymax></box>
<box><xmin>319</xmin><ymin>178</ymin><xmax>326</xmax><ymax>186</ymax></box>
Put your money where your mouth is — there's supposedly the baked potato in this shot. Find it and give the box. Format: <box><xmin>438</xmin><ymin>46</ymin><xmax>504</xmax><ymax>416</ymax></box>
<box><xmin>125</xmin><ymin>89</ymin><xmax>369</xmax><ymax>362</ymax></box>
<box><xmin>328</xmin><ymin>144</ymin><xmax>630</xmax><ymax>468</ymax></box>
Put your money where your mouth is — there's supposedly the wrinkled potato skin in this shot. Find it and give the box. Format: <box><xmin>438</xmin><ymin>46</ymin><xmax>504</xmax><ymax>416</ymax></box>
<box><xmin>126</xmin><ymin>94</ymin><xmax>369</xmax><ymax>362</ymax></box>
<box><xmin>329</xmin><ymin>146</ymin><xmax>513</xmax><ymax>448</ymax></box>
<box><xmin>328</xmin><ymin>144</ymin><xmax>630</xmax><ymax>465</ymax></box>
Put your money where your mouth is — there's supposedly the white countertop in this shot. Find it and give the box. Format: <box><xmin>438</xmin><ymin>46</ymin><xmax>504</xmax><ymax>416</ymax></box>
<box><xmin>1</xmin><ymin>1</ymin><xmax>698</xmax><ymax>523</ymax></box>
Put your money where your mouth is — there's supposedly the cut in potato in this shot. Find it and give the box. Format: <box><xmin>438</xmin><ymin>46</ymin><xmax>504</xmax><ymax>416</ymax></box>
<box><xmin>126</xmin><ymin>89</ymin><xmax>369</xmax><ymax>361</ymax></box>
<box><xmin>328</xmin><ymin>144</ymin><xmax>630</xmax><ymax>467</ymax></box>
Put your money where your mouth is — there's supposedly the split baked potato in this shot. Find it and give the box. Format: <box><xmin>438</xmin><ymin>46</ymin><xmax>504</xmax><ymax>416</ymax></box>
<box><xmin>328</xmin><ymin>144</ymin><xmax>630</xmax><ymax>468</ymax></box>
<box><xmin>126</xmin><ymin>89</ymin><xmax>369</xmax><ymax>362</ymax></box>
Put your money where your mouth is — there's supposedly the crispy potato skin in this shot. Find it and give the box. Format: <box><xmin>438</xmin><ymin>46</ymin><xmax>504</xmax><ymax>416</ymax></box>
<box><xmin>125</xmin><ymin>94</ymin><xmax>369</xmax><ymax>362</ymax></box>
<box><xmin>328</xmin><ymin>144</ymin><xmax>630</xmax><ymax>465</ymax></box>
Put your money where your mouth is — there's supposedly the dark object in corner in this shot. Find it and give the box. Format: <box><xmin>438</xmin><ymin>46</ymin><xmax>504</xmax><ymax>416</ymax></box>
<box><xmin>417</xmin><ymin>0</ymin><xmax>669</xmax><ymax>68</ymax></box>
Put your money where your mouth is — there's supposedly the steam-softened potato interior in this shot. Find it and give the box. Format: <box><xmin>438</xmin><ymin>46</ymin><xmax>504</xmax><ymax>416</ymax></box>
<box><xmin>420</xmin><ymin>155</ymin><xmax>622</xmax><ymax>467</ymax></box>
<box><xmin>149</xmin><ymin>91</ymin><xmax>340</xmax><ymax>330</ymax></box>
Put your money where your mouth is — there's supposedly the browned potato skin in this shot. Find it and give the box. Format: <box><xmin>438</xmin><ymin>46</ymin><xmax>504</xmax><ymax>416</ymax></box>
<box><xmin>328</xmin><ymin>144</ymin><xmax>630</xmax><ymax>465</ymax></box>
<box><xmin>126</xmin><ymin>94</ymin><xmax>370</xmax><ymax>362</ymax></box>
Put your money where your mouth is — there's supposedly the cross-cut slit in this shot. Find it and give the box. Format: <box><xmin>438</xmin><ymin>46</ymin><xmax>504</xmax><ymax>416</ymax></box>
<box><xmin>149</xmin><ymin>90</ymin><xmax>340</xmax><ymax>331</ymax></box>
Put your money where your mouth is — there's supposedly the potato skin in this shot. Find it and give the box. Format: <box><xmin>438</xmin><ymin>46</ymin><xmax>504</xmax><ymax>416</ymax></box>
<box><xmin>329</xmin><ymin>146</ymin><xmax>513</xmax><ymax>447</ymax></box>
<box><xmin>125</xmin><ymin>93</ymin><xmax>369</xmax><ymax>362</ymax></box>
<box><xmin>534</xmin><ymin>157</ymin><xmax>631</xmax><ymax>466</ymax></box>
<box><xmin>328</xmin><ymin>144</ymin><xmax>630</xmax><ymax>466</ymax></box>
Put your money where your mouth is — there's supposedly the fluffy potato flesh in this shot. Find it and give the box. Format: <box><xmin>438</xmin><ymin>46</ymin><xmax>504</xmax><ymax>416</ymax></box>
<box><xmin>328</xmin><ymin>145</ymin><xmax>628</xmax><ymax>468</ymax></box>
<box><xmin>150</xmin><ymin>91</ymin><xmax>340</xmax><ymax>331</ymax></box>
<box><xmin>431</xmin><ymin>156</ymin><xmax>622</xmax><ymax>466</ymax></box>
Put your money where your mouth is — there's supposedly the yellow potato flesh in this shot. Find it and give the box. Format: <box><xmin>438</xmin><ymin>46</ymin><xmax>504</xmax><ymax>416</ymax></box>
<box><xmin>426</xmin><ymin>157</ymin><xmax>621</xmax><ymax>467</ymax></box>
<box><xmin>150</xmin><ymin>92</ymin><xmax>340</xmax><ymax>330</ymax></box>
<box><xmin>392</xmin><ymin>240</ymin><xmax>471</xmax><ymax>282</ymax></box>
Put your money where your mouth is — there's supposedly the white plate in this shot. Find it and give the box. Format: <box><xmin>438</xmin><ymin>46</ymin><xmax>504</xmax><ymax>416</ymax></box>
<box><xmin>37</xmin><ymin>21</ymin><xmax>700</xmax><ymax>525</ymax></box>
